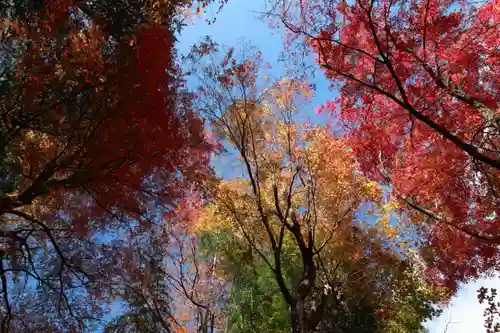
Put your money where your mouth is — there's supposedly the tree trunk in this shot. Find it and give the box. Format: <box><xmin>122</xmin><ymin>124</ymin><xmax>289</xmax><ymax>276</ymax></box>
<box><xmin>291</xmin><ymin>300</ymin><xmax>307</xmax><ymax>333</ymax></box>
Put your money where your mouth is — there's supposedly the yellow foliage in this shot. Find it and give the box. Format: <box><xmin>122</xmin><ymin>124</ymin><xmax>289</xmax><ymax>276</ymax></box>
<box><xmin>375</xmin><ymin>200</ymin><xmax>404</xmax><ymax>239</ymax></box>
<box><xmin>380</xmin><ymin>201</ymin><xmax>400</xmax><ymax>214</ymax></box>
<box><xmin>193</xmin><ymin>88</ymin><xmax>385</xmax><ymax>249</ymax></box>
<box><xmin>361</xmin><ymin>181</ymin><xmax>380</xmax><ymax>199</ymax></box>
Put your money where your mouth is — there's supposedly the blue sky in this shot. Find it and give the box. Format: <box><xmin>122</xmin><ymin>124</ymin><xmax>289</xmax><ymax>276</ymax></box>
<box><xmin>176</xmin><ymin>0</ymin><xmax>500</xmax><ymax>332</ymax></box>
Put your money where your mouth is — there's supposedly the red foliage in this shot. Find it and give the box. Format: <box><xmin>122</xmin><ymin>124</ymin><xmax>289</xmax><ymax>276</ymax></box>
<box><xmin>295</xmin><ymin>0</ymin><xmax>500</xmax><ymax>290</ymax></box>
<box><xmin>0</xmin><ymin>0</ymin><xmax>222</xmax><ymax>329</ymax></box>
<box><xmin>4</xmin><ymin>2</ymin><xmax>213</xmax><ymax>228</ymax></box>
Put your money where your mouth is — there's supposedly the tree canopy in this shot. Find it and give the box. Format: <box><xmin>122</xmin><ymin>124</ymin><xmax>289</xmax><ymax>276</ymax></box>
<box><xmin>269</xmin><ymin>0</ymin><xmax>499</xmax><ymax>291</ymax></box>
<box><xmin>0</xmin><ymin>0</ymin><xmax>219</xmax><ymax>330</ymax></box>
<box><xmin>0</xmin><ymin>0</ymin><xmax>497</xmax><ymax>332</ymax></box>
<box><xmin>183</xmin><ymin>46</ymin><xmax>444</xmax><ymax>333</ymax></box>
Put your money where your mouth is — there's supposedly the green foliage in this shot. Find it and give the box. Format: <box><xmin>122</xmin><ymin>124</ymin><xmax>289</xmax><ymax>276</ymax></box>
<box><xmin>319</xmin><ymin>298</ymin><xmax>379</xmax><ymax>333</ymax></box>
<box><xmin>381</xmin><ymin>287</ymin><xmax>442</xmax><ymax>333</ymax></box>
<box><xmin>227</xmin><ymin>261</ymin><xmax>291</xmax><ymax>333</ymax></box>
<box><xmin>198</xmin><ymin>226</ymin><xmax>441</xmax><ymax>333</ymax></box>
<box><xmin>198</xmin><ymin>229</ymin><xmax>292</xmax><ymax>332</ymax></box>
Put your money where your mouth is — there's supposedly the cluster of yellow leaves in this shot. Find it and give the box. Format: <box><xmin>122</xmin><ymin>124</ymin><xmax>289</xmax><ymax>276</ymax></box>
<box><xmin>265</xmin><ymin>78</ymin><xmax>312</xmax><ymax>108</ymax></box>
<box><xmin>15</xmin><ymin>130</ymin><xmax>60</xmax><ymax>181</ymax></box>
<box><xmin>193</xmin><ymin>89</ymin><xmax>385</xmax><ymax>249</ymax></box>
<box><xmin>302</xmin><ymin>128</ymin><xmax>382</xmax><ymax>214</ymax></box>
<box><xmin>143</xmin><ymin>0</ymin><xmax>200</xmax><ymax>24</ymax></box>
<box><xmin>191</xmin><ymin>179</ymin><xmax>250</xmax><ymax>235</ymax></box>
<box><xmin>195</xmin><ymin>72</ymin><xmax>438</xmax><ymax>298</ymax></box>
<box><xmin>23</xmin><ymin>130</ymin><xmax>57</xmax><ymax>149</ymax></box>
<box><xmin>377</xmin><ymin>201</ymin><xmax>401</xmax><ymax>237</ymax></box>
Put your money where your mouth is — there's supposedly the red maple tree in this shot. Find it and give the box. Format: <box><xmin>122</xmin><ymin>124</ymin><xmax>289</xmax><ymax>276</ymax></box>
<box><xmin>274</xmin><ymin>0</ymin><xmax>499</xmax><ymax>290</ymax></box>
<box><xmin>0</xmin><ymin>0</ymin><xmax>222</xmax><ymax>330</ymax></box>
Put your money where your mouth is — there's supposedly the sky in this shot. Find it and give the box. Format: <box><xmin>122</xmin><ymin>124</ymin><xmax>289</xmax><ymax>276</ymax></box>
<box><xmin>176</xmin><ymin>0</ymin><xmax>500</xmax><ymax>332</ymax></box>
<box><xmin>426</xmin><ymin>275</ymin><xmax>500</xmax><ymax>333</ymax></box>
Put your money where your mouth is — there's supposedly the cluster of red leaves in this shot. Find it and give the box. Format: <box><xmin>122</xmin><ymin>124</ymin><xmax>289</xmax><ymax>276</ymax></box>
<box><xmin>6</xmin><ymin>0</ymin><xmax>212</xmax><ymax>231</ymax></box>
<box><xmin>0</xmin><ymin>0</ymin><xmax>224</xmax><ymax>330</ymax></box>
<box><xmin>305</xmin><ymin>0</ymin><xmax>500</xmax><ymax>291</ymax></box>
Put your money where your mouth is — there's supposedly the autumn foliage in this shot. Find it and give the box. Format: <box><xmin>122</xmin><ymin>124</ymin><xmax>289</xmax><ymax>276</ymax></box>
<box><xmin>0</xmin><ymin>0</ymin><xmax>221</xmax><ymax>330</ymax></box>
<box><xmin>273</xmin><ymin>0</ymin><xmax>500</xmax><ymax>290</ymax></box>
<box><xmin>0</xmin><ymin>0</ymin><xmax>497</xmax><ymax>330</ymax></box>
<box><xmin>2</xmin><ymin>1</ymin><xmax>210</xmax><ymax>223</ymax></box>
<box><xmin>183</xmin><ymin>46</ymin><xmax>444</xmax><ymax>333</ymax></box>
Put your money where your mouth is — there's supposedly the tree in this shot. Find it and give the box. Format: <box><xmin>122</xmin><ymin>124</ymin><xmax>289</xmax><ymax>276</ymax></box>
<box><xmin>197</xmin><ymin>229</ymin><xmax>293</xmax><ymax>333</ymax></box>
<box><xmin>269</xmin><ymin>0</ymin><xmax>500</xmax><ymax>290</ymax></box>
<box><xmin>0</xmin><ymin>0</ymin><xmax>225</xmax><ymax>330</ymax></box>
<box><xmin>188</xmin><ymin>45</ymin><xmax>443</xmax><ymax>333</ymax></box>
<box><xmin>163</xmin><ymin>219</ymin><xmax>229</xmax><ymax>333</ymax></box>
<box><xmin>478</xmin><ymin>286</ymin><xmax>500</xmax><ymax>333</ymax></box>
<box><xmin>103</xmin><ymin>205</ymin><xmax>229</xmax><ymax>333</ymax></box>
<box><xmin>197</xmin><ymin>224</ymin><xmax>442</xmax><ymax>333</ymax></box>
